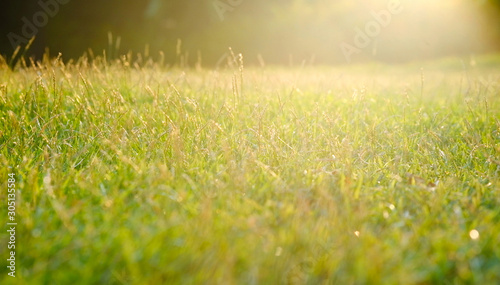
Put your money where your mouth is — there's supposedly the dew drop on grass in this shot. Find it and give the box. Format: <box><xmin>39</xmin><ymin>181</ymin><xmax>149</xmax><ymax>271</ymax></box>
<box><xmin>383</xmin><ymin>211</ymin><xmax>389</xmax><ymax>219</ymax></box>
<box><xmin>469</xmin><ymin>229</ymin><xmax>480</xmax><ymax>240</ymax></box>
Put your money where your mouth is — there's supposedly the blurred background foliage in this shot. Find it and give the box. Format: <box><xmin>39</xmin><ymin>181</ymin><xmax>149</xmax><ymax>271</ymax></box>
<box><xmin>1</xmin><ymin>0</ymin><xmax>500</xmax><ymax>66</ymax></box>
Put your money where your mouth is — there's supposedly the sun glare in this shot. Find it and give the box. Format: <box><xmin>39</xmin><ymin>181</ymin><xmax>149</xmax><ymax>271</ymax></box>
<box><xmin>333</xmin><ymin>0</ymin><xmax>490</xmax><ymax>61</ymax></box>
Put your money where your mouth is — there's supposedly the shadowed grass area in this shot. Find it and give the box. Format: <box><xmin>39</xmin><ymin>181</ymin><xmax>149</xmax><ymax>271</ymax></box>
<box><xmin>1</xmin><ymin>54</ymin><xmax>500</xmax><ymax>284</ymax></box>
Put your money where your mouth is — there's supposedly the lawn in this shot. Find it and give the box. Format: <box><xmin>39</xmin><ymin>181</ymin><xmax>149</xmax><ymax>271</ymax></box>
<box><xmin>1</xmin><ymin>53</ymin><xmax>500</xmax><ymax>284</ymax></box>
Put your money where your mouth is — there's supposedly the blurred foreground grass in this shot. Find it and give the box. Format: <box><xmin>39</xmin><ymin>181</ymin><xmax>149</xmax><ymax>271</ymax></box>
<box><xmin>0</xmin><ymin>54</ymin><xmax>500</xmax><ymax>284</ymax></box>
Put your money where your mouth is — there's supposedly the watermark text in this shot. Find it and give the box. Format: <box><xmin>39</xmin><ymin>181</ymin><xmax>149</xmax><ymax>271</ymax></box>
<box><xmin>340</xmin><ymin>0</ymin><xmax>403</xmax><ymax>62</ymax></box>
<box><xmin>6</xmin><ymin>169</ymin><xmax>16</xmax><ymax>278</ymax></box>
<box><xmin>7</xmin><ymin>0</ymin><xmax>71</xmax><ymax>48</ymax></box>
<box><xmin>213</xmin><ymin>0</ymin><xmax>244</xmax><ymax>21</ymax></box>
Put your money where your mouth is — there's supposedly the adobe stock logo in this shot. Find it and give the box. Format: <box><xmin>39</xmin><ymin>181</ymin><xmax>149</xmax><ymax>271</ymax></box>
<box><xmin>213</xmin><ymin>0</ymin><xmax>244</xmax><ymax>21</ymax></box>
<box><xmin>340</xmin><ymin>0</ymin><xmax>403</xmax><ymax>63</ymax></box>
<box><xmin>7</xmin><ymin>0</ymin><xmax>71</xmax><ymax>48</ymax></box>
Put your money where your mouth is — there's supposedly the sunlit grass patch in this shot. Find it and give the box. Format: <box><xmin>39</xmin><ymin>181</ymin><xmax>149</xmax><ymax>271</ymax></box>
<box><xmin>1</xmin><ymin>55</ymin><xmax>500</xmax><ymax>284</ymax></box>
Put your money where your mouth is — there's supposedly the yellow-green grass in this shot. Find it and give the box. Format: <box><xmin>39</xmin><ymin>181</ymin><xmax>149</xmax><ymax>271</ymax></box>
<box><xmin>1</xmin><ymin>54</ymin><xmax>500</xmax><ymax>284</ymax></box>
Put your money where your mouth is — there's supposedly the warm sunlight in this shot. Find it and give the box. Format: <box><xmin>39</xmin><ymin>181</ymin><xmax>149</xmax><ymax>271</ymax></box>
<box><xmin>281</xmin><ymin>0</ymin><xmax>494</xmax><ymax>63</ymax></box>
<box><xmin>1</xmin><ymin>0</ymin><xmax>500</xmax><ymax>283</ymax></box>
<box><xmin>2</xmin><ymin>0</ymin><xmax>498</xmax><ymax>65</ymax></box>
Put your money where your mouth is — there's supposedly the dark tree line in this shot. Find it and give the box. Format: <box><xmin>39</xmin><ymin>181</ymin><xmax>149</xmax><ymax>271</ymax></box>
<box><xmin>1</xmin><ymin>0</ymin><xmax>500</xmax><ymax>66</ymax></box>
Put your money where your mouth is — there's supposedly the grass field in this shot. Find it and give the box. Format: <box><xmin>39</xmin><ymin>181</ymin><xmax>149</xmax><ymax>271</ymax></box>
<box><xmin>1</xmin><ymin>53</ymin><xmax>500</xmax><ymax>284</ymax></box>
